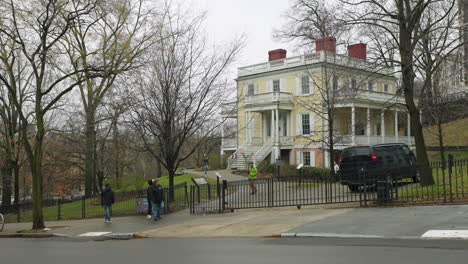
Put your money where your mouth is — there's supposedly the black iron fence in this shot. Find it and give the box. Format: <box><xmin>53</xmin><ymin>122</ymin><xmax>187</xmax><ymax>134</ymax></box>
<box><xmin>190</xmin><ymin>156</ymin><xmax>468</xmax><ymax>214</ymax></box>
<box><xmin>1</xmin><ymin>182</ymin><xmax>189</xmax><ymax>223</ymax></box>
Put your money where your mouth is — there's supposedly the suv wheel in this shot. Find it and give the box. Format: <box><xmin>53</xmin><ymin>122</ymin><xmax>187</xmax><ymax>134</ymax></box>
<box><xmin>348</xmin><ymin>185</ymin><xmax>359</xmax><ymax>192</ymax></box>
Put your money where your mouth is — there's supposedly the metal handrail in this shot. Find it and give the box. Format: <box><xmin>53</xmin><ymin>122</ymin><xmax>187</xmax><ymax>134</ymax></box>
<box><xmin>227</xmin><ymin>142</ymin><xmax>246</xmax><ymax>169</ymax></box>
<box><xmin>252</xmin><ymin>139</ymin><xmax>273</xmax><ymax>165</ymax></box>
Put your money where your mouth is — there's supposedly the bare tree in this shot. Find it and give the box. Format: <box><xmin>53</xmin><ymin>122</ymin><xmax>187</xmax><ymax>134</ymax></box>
<box><xmin>0</xmin><ymin>0</ymin><xmax>108</xmax><ymax>229</ymax></box>
<box><xmin>129</xmin><ymin>4</ymin><xmax>243</xmax><ymax>200</ymax></box>
<box><xmin>413</xmin><ymin>0</ymin><xmax>462</xmax><ymax>168</ymax></box>
<box><xmin>0</xmin><ymin>46</ymin><xmax>29</xmax><ymax>211</ymax></box>
<box><xmin>63</xmin><ymin>0</ymin><xmax>153</xmax><ymax>197</ymax></box>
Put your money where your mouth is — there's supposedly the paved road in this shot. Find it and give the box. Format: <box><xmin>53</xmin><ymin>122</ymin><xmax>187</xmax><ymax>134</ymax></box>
<box><xmin>289</xmin><ymin>204</ymin><xmax>468</xmax><ymax>238</ymax></box>
<box><xmin>2</xmin><ymin>237</ymin><xmax>468</xmax><ymax>264</ymax></box>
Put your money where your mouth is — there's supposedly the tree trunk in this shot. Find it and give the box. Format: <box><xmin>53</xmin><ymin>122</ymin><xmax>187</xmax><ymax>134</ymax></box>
<box><xmin>1</xmin><ymin>166</ymin><xmax>13</xmax><ymax>212</ymax></box>
<box><xmin>31</xmin><ymin>142</ymin><xmax>45</xmax><ymax>229</ymax></box>
<box><xmin>461</xmin><ymin>0</ymin><xmax>468</xmax><ymax>86</ymax></box>
<box><xmin>84</xmin><ymin>108</ymin><xmax>96</xmax><ymax>197</ymax></box>
<box><xmin>399</xmin><ymin>26</ymin><xmax>434</xmax><ymax>186</ymax></box>
<box><xmin>328</xmin><ymin>111</ymin><xmax>335</xmax><ymax>175</ymax></box>
<box><xmin>168</xmin><ymin>171</ymin><xmax>174</xmax><ymax>202</ymax></box>
<box><xmin>13</xmin><ymin>162</ymin><xmax>19</xmax><ymax>208</ymax></box>
<box><xmin>156</xmin><ymin>159</ymin><xmax>162</xmax><ymax>178</ymax></box>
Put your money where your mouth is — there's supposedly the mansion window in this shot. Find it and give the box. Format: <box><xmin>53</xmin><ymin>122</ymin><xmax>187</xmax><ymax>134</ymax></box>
<box><xmin>302</xmin><ymin>114</ymin><xmax>311</xmax><ymax>135</ymax></box>
<box><xmin>301</xmin><ymin>76</ymin><xmax>310</xmax><ymax>94</ymax></box>
<box><xmin>303</xmin><ymin>151</ymin><xmax>311</xmax><ymax>166</ymax></box>
<box><xmin>247</xmin><ymin>84</ymin><xmax>255</xmax><ymax>96</ymax></box>
<box><xmin>273</xmin><ymin>80</ymin><xmax>280</xmax><ymax>92</ymax></box>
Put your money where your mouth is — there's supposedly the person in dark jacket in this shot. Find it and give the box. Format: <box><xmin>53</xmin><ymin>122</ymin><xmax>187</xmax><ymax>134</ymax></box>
<box><xmin>151</xmin><ymin>180</ymin><xmax>164</xmax><ymax>221</ymax></box>
<box><xmin>146</xmin><ymin>179</ymin><xmax>154</xmax><ymax>219</ymax></box>
<box><xmin>101</xmin><ymin>184</ymin><xmax>115</xmax><ymax>223</ymax></box>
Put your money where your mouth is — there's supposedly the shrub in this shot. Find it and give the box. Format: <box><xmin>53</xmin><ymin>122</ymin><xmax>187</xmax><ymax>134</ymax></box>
<box><xmin>260</xmin><ymin>164</ymin><xmax>335</xmax><ymax>181</ymax></box>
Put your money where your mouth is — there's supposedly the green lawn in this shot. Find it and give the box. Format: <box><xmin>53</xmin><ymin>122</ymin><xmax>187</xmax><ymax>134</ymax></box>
<box><xmin>397</xmin><ymin>165</ymin><xmax>468</xmax><ymax>201</ymax></box>
<box><xmin>424</xmin><ymin>118</ymin><xmax>468</xmax><ymax>147</ymax></box>
<box><xmin>14</xmin><ymin>173</ymin><xmax>217</xmax><ymax>222</ymax></box>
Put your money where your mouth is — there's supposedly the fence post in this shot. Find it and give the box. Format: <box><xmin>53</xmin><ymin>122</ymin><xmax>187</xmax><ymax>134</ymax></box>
<box><xmin>184</xmin><ymin>182</ymin><xmax>188</xmax><ymax>206</ymax></box>
<box><xmin>82</xmin><ymin>196</ymin><xmax>86</xmax><ymax>219</ymax></box>
<box><xmin>190</xmin><ymin>185</ymin><xmax>194</xmax><ymax>214</ymax></box>
<box><xmin>16</xmin><ymin>203</ymin><xmax>20</xmax><ymax>222</ymax></box>
<box><xmin>448</xmin><ymin>154</ymin><xmax>454</xmax><ymax>202</ymax></box>
<box><xmin>222</xmin><ymin>180</ymin><xmax>227</xmax><ymax>211</ymax></box>
<box><xmin>57</xmin><ymin>198</ymin><xmax>62</xmax><ymax>220</ymax></box>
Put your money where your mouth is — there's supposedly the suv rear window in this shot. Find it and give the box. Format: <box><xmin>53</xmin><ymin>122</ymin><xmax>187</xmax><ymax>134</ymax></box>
<box><xmin>341</xmin><ymin>147</ymin><xmax>370</xmax><ymax>162</ymax></box>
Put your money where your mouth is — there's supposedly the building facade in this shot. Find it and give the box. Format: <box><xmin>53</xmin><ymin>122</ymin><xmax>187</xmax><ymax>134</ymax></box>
<box><xmin>221</xmin><ymin>37</ymin><xmax>415</xmax><ymax>170</ymax></box>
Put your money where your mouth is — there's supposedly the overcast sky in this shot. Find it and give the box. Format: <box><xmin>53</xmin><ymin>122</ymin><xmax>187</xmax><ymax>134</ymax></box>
<box><xmin>193</xmin><ymin>0</ymin><xmax>296</xmax><ymax>80</ymax></box>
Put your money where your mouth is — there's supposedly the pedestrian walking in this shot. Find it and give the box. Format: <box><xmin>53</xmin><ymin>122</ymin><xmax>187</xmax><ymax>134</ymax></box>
<box><xmin>101</xmin><ymin>183</ymin><xmax>115</xmax><ymax>223</ymax></box>
<box><xmin>146</xmin><ymin>179</ymin><xmax>154</xmax><ymax>219</ymax></box>
<box><xmin>203</xmin><ymin>154</ymin><xmax>209</xmax><ymax>174</ymax></box>
<box><xmin>248</xmin><ymin>161</ymin><xmax>257</xmax><ymax>195</ymax></box>
<box><xmin>151</xmin><ymin>180</ymin><xmax>165</xmax><ymax>221</ymax></box>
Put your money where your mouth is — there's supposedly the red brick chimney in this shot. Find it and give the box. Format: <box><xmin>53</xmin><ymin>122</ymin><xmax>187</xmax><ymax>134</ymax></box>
<box><xmin>347</xmin><ymin>43</ymin><xmax>367</xmax><ymax>61</ymax></box>
<box><xmin>315</xmin><ymin>37</ymin><xmax>336</xmax><ymax>53</ymax></box>
<box><xmin>268</xmin><ymin>49</ymin><xmax>287</xmax><ymax>61</ymax></box>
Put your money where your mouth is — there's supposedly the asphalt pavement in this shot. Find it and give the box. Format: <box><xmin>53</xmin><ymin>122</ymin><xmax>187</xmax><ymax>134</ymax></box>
<box><xmin>2</xmin><ymin>237</ymin><xmax>468</xmax><ymax>264</ymax></box>
<box><xmin>288</xmin><ymin>204</ymin><xmax>468</xmax><ymax>238</ymax></box>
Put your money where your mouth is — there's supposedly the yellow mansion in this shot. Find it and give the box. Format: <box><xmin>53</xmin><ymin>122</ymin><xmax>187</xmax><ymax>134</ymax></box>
<box><xmin>221</xmin><ymin>37</ymin><xmax>415</xmax><ymax>170</ymax></box>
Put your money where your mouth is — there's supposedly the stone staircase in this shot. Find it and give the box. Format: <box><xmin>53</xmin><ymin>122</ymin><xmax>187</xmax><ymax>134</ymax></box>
<box><xmin>228</xmin><ymin>140</ymin><xmax>273</xmax><ymax>170</ymax></box>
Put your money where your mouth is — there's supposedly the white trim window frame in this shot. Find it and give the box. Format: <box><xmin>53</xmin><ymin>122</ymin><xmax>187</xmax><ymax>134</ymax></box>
<box><xmin>273</xmin><ymin>79</ymin><xmax>280</xmax><ymax>93</ymax></box>
<box><xmin>302</xmin><ymin>151</ymin><xmax>311</xmax><ymax>166</ymax></box>
<box><xmin>247</xmin><ymin>84</ymin><xmax>255</xmax><ymax>96</ymax></box>
<box><xmin>383</xmin><ymin>83</ymin><xmax>389</xmax><ymax>93</ymax></box>
<box><xmin>301</xmin><ymin>75</ymin><xmax>310</xmax><ymax>95</ymax></box>
<box><xmin>301</xmin><ymin>113</ymin><xmax>311</xmax><ymax>135</ymax></box>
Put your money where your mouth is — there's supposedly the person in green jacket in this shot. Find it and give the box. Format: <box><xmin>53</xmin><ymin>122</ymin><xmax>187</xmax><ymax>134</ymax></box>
<box><xmin>248</xmin><ymin>161</ymin><xmax>257</xmax><ymax>195</ymax></box>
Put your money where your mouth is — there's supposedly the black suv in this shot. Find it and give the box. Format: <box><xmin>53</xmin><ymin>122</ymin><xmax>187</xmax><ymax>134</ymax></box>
<box><xmin>338</xmin><ymin>143</ymin><xmax>419</xmax><ymax>192</ymax></box>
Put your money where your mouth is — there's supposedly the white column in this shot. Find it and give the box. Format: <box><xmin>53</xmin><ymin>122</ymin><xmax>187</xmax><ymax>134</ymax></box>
<box><xmin>366</xmin><ymin>108</ymin><xmax>371</xmax><ymax>144</ymax></box>
<box><xmin>381</xmin><ymin>109</ymin><xmax>385</xmax><ymax>143</ymax></box>
<box><xmin>271</xmin><ymin>110</ymin><xmax>274</xmax><ymax>140</ymax></box>
<box><xmin>276</xmin><ymin>109</ymin><xmax>280</xmax><ymax>144</ymax></box>
<box><xmin>270</xmin><ymin>110</ymin><xmax>275</xmax><ymax>163</ymax></box>
<box><xmin>351</xmin><ymin>106</ymin><xmax>356</xmax><ymax>145</ymax></box>
<box><xmin>407</xmin><ymin>112</ymin><xmax>411</xmax><ymax>144</ymax></box>
<box><xmin>395</xmin><ymin>110</ymin><xmax>399</xmax><ymax>143</ymax></box>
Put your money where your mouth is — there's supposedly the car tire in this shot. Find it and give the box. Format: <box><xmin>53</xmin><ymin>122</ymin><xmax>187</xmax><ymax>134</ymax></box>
<box><xmin>348</xmin><ymin>185</ymin><xmax>359</xmax><ymax>192</ymax></box>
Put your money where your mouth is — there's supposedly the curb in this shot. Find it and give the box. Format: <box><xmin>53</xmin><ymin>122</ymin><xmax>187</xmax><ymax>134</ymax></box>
<box><xmin>0</xmin><ymin>233</ymin><xmax>57</xmax><ymax>238</ymax></box>
<box><xmin>280</xmin><ymin>232</ymin><xmax>421</xmax><ymax>240</ymax></box>
<box><xmin>93</xmin><ymin>233</ymin><xmax>147</xmax><ymax>241</ymax></box>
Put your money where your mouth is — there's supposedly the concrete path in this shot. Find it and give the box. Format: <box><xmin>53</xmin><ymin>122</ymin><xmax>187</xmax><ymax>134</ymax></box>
<box><xmin>185</xmin><ymin>169</ymin><xmax>246</xmax><ymax>182</ymax></box>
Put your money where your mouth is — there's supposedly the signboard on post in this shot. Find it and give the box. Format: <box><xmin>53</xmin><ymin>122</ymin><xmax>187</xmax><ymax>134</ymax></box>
<box><xmin>191</xmin><ymin>177</ymin><xmax>208</xmax><ymax>187</ymax></box>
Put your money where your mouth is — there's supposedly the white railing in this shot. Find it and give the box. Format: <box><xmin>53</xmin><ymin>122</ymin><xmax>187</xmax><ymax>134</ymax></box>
<box><xmin>336</xmin><ymin>135</ymin><xmax>415</xmax><ymax>146</ymax></box>
<box><xmin>222</xmin><ymin>138</ymin><xmax>237</xmax><ymax>149</ymax></box>
<box><xmin>238</xmin><ymin>50</ymin><xmax>394</xmax><ymax>77</ymax></box>
<box><xmin>252</xmin><ymin>139</ymin><xmax>273</xmax><ymax>166</ymax></box>
<box><xmin>227</xmin><ymin>142</ymin><xmax>246</xmax><ymax>169</ymax></box>
<box><xmin>244</xmin><ymin>92</ymin><xmax>293</xmax><ymax>105</ymax></box>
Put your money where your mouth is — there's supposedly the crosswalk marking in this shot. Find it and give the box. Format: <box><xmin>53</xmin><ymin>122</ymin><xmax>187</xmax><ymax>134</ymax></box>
<box><xmin>79</xmin><ymin>232</ymin><xmax>111</xmax><ymax>237</ymax></box>
<box><xmin>421</xmin><ymin>230</ymin><xmax>468</xmax><ymax>239</ymax></box>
